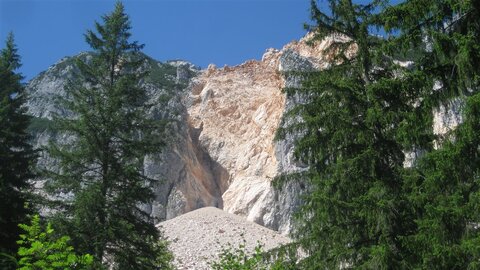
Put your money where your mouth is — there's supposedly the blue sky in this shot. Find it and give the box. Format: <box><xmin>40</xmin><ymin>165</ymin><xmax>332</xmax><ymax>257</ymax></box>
<box><xmin>0</xmin><ymin>0</ymin><xmax>315</xmax><ymax>81</ymax></box>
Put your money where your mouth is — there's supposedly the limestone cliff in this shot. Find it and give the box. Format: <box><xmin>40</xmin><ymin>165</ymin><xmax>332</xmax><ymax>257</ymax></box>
<box><xmin>183</xmin><ymin>36</ymin><xmax>332</xmax><ymax>232</ymax></box>
<box><xmin>27</xmin><ymin>35</ymin><xmax>464</xmax><ymax>235</ymax></box>
<box><xmin>26</xmin><ymin>36</ymin><xmax>331</xmax><ymax>234</ymax></box>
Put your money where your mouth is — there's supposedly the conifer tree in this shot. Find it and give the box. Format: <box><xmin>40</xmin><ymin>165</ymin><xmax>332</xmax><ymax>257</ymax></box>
<box><xmin>45</xmin><ymin>2</ymin><xmax>172</xmax><ymax>269</ymax></box>
<box><xmin>382</xmin><ymin>0</ymin><xmax>480</xmax><ymax>101</ymax></box>
<box><xmin>0</xmin><ymin>33</ymin><xmax>36</xmax><ymax>263</ymax></box>
<box><xmin>278</xmin><ymin>1</ymin><xmax>432</xmax><ymax>268</ymax></box>
<box><xmin>402</xmin><ymin>93</ymin><xmax>480</xmax><ymax>269</ymax></box>
<box><xmin>382</xmin><ymin>1</ymin><xmax>480</xmax><ymax>268</ymax></box>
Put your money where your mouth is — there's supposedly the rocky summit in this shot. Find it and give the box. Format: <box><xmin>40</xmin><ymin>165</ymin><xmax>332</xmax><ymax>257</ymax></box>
<box><xmin>26</xmin><ymin>34</ymin><xmax>463</xmax><ymax>236</ymax></box>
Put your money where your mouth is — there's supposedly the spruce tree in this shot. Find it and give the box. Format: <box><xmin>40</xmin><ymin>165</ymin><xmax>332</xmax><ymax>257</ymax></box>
<box><xmin>402</xmin><ymin>93</ymin><xmax>480</xmax><ymax>269</ymax></box>
<box><xmin>382</xmin><ymin>1</ymin><xmax>480</xmax><ymax>268</ymax></box>
<box><xmin>278</xmin><ymin>1</ymin><xmax>431</xmax><ymax>268</ymax></box>
<box><xmin>382</xmin><ymin>0</ymin><xmax>480</xmax><ymax>101</ymax></box>
<box><xmin>0</xmin><ymin>33</ymin><xmax>36</xmax><ymax>263</ymax></box>
<box><xmin>44</xmin><ymin>2</ymin><xmax>172</xmax><ymax>269</ymax></box>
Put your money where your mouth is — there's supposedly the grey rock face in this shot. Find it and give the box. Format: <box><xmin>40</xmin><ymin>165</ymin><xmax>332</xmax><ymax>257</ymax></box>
<box><xmin>403</xmin><ymin>96</ymin><xmax>465</xmax><ymax>167</ymax></box>
<box><xmin>279</xmin><ymin>49</ymin><xmax>314</xmax><ymax>89</ymax></box>
<box><xmin>279</xmin><ymin>49</ymin><xmax>314</xmax><ymax>73</ymax></box>
<box><xmin>27</xmin><ymin>50</ymin><xmax>311</xmax><ymax>234</ymax></box>
<box><xmin>433</xmin><ymin>97</ymin><xmax>464</xmax><ymax>138</ymax></box>
<box><xmin>267</xmin><ymin>50</ymin><xmax>314</xmax><ymax>233</ymax></box>
<box><xmin>276</xmin><ymin>47</ymin><xmax>313</xmax><ymax>175</ymax></box>
<box><xmin>27</xmin><ymin>44</ymin><xmax>465</xmax><ymax>237</ymax></box>
<box><xmin>26</xmin><ymin>53</ymin><xmax>224</xmax><ymax>223</ymax></box>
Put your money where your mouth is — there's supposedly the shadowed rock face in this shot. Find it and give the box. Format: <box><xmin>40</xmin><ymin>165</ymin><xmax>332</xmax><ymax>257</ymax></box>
<box><xmin>26</xmin><ymin>35</ymin><xmax>463</xmax><ymax>235</ymax></box>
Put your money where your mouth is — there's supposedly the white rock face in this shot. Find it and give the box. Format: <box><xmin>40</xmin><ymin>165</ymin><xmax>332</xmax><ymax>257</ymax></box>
<box><xmin>183</xmin><ymin>35</ymin><xmax>331</xmax><ymax>233</ymax></box>
<box><xmin>27</xmin><ymin>34</ymin><xmax>466</xmax><ymax>237</ymax></box>
<box><xmin>187</xmin><ymin>57</ymin><xmax>286</xmax><ymax>229</ymax></box>
<box><xmin>182</xmin><ymin>34</ymin><xmax>469</xmax><ymax>234</ymax></box>
<box><xmin>25</xmin><ymin>36</ymin><xmax>349</xmax><ymax>235</ymax></box>
<box><xmin>433</xmin><ymin>97</ymin><xmax>464</xmax><ymax>137</ymax></box>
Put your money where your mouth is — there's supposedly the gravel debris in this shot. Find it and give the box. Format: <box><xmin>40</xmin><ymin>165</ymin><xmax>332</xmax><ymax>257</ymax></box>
<box><xmin>157</xmin><ymin>207</ymin><xmax>291</xmax><ymax>269</ymax></box>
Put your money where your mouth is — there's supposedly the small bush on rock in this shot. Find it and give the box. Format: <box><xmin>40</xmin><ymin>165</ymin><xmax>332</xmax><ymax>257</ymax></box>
<box><xmin>210</xmin><ymin>238</ymin><xmax>297</xmax><ymax>270</ymax></box>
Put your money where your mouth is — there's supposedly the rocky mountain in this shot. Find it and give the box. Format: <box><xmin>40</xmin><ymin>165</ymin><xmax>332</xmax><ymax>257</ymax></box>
<box><xmin>25</xmin><ymin>35</ymin><xmax>324</xmax><ymax>234</ymax></box>
<box><xmin>26</xmin><ymin>35</ymin><xmax>463</xmax><ymax>235</ymax></box>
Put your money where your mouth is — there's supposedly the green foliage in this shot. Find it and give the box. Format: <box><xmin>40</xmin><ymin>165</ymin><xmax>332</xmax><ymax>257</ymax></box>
<box><xmin>144</xmin><ymin>58</ymin><xmax>178</xmax><ymax>89</ymax></box>
<box><xmin>379</xmin><ymin>0</ymin><xmax>480</xmax><ymax>268</ymax></box>
<box><xmin>382</xmin><ymin>0</ymin><xmax>480</xmax><ymax>101</ymax></box>
<box><xmin>16</xmin><ymin>215</ymin><xmax>93</xmax><ymax>270</ymax></box>
<box><xmin>211</xmin><ymin>241</ymin><xmax>266</xmax><ymax>270</ymax></box>
<box><xmin>372</xmin><ymin>92</ymin><xmax>480</xmax><ymax>270</ymax></box>
<box><xmin>0</xmin><ymin>32</ymin><xmax>36</xmax><ymax>266</ymax></box>
<box><xmin>44</xmin><ymin>2</ymin><xmax>173</xmax><ymax>269</ymax></box>
<box><xmin>279</xmin><ymin>1</ymin><xmax>435</xmax><ymax>269</ymax></box>
<box><xmin>279</xmin><ymin>0</ymin><xmax>480</xmax><ymax>269</ymax></box>
<box><xmin>402</xmin><ymin>86</ymin><xmax>480</xmax><ymax>269</ymax></box>
<box><xmin>210</xmin><ymin>239</ymin><xmax>297</xmax><ymax>270</ymax></box>
<box><xmin>27</xmin><ymin>117</ymin><xmax>55</xmax><ymax>134</ymax></box>
<box><xmin>0</xmin><ymin>252</ymin><xmax>18</xmax><ymax>270</ymax></box>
